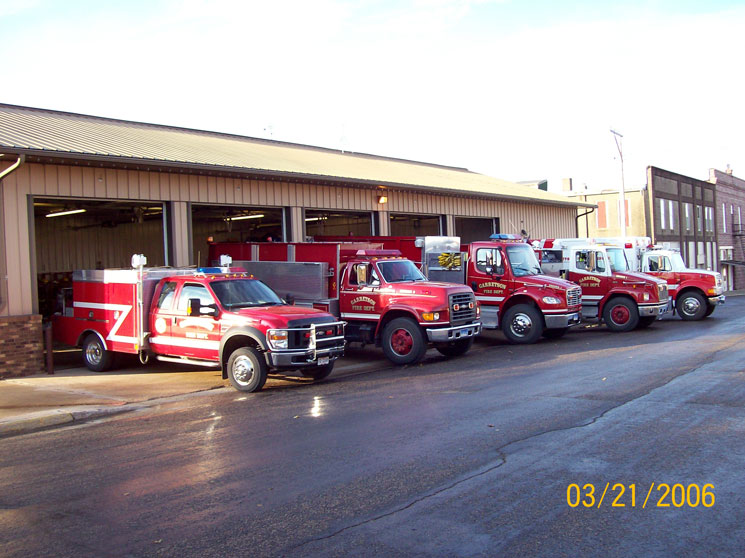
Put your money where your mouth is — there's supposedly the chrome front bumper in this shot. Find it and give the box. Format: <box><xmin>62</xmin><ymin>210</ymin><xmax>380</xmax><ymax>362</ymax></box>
<box><xmin>544</xmin><ymin>311</ymin><xmax>581</xmax><ymax>329</ymax></box>
<box><xmin>426</xmin><ymin>322</ymin><xmax>482</xmax><ymax>343</ymax></box>
<box><xmin>268</xmin><ymin>344</ymin><xmax>345</xmax><ymax>368</ymax></box>
<box><xmin>708</xmin><ymin>294</ymin><xmax>726</xmax><ymax>306</ymax></box>
<box><xmin>638</xmin><ymin>300</ymin><xmax>671</xmax><ymax>317</ymax></box>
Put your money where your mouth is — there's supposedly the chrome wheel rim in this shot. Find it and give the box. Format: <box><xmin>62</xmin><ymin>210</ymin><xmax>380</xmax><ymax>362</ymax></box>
<box><xmin>85</xmin><ymin>342</ymin><xmax>103</xmax><ymax>366</ymax></box>
<box><xmin>510</xmin><ymin>313</ymin><xmax>533</xmax><ymax>337</ymax></box>
<box><xmin>232</xmin><ymin>355</ymin><xmax>255</xmax><ymax>385</ymax></box>
<box><xmin>682</xmin><ymin>296</ymin><xmax>701</xmax><ymax>316</ymax></box>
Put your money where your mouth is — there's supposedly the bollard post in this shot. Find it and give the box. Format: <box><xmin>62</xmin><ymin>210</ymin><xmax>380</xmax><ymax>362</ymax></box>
<box><xmin>44</xmin><ymin>322</ymin><xmax>54</xmax><ymax>375</ymax></box>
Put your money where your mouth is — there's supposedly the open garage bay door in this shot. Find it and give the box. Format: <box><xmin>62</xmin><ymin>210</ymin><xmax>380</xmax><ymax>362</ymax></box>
<box><xmin>191</xmin><ymin>205</ymin><xmax>285</xmax><ymax>267</ymax></box>
<box><xmin>455</xmin><ymin>217</ymin><xmax>498</xmax><ymax>244</ymax></box>
<box><xmin>34</xmin><ymin>198</ymin><xmax>166</xmax><ymax>318</ymax></box>
<box><xmin>390</xmin><ymin>213</ymin><xmax>441</xmax><ymax>236</ymax></box>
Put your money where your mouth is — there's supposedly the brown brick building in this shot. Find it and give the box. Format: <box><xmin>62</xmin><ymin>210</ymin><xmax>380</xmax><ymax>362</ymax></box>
<box><xmin>708</xmin><ymin>168</ymin><xmax>745</xmax><ymax>290</ymax></box>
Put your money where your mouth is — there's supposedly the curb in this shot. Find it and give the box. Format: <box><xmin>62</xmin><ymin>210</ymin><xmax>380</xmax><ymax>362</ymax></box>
<box><xmin>0</xmin><ymin>405</ymin><xmax>138</xmax><ymax>439</ymax></box>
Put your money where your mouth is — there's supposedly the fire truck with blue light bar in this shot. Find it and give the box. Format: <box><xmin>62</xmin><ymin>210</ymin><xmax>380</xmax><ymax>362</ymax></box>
<box><xmin>534</xmin><ymin>238</ymin><xmax>671</xmax><ymax>331</ymax></box>
<box><xmin>207</xmin><ymin>241</ymin><xmax>482</xmax><ymax>365</ymax></box>
<box><xmin>312</xmin><ymin>234</ymin><xmax>583</xmax><ymax>344</ymax></box>
<box><xmin>52</xmin><ymin>254</ymin><xmax>346</xmax><ymax>392</ymax></box>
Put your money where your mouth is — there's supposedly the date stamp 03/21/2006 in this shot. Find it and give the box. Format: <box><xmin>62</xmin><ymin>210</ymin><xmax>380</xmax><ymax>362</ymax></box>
<box><xmin>567</xmin><ymin>483</ymin><xmax>715</xmax><ymax>509</ymax></box>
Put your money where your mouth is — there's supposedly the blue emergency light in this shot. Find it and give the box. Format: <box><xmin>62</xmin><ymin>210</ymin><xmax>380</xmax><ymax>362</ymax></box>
<box><xmin>489</xmin><ymin>234</ymin><xmax>522</xmax><ymax>240</ymax></box>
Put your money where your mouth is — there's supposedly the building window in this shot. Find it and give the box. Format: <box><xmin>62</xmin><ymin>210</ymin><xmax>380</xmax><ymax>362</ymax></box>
<box><xmin>705</xmin><ymin>206</ymin><xmax>714</xmax><ymax>233</ymax></box>
<box><xmin>696</xmin><ymin>205</ymin><xmax>703</xmax><ymax>233</ymax></box>
<box><xmin>596</xmin><ymin>201</ymin><xmax>608</xmax><ymax>229</ymax></box>
<box><xmin>723</xmin><ymin>203</ymin><xmax>727</xmax><ymax>233</ymax></box>
<box><xmin>684</xmin><ymin>203</ymin><xmax>692</xmax><ymax>233</ymax></box>
<box><xmin>669</xmin><ymin>200</ymin><xmax>678</xmax><ymax>233</ymax></box>
<box><xmin>659</xmin><ymin>198</ymin><xmax>666</xmax><ymax>231</ymax></box>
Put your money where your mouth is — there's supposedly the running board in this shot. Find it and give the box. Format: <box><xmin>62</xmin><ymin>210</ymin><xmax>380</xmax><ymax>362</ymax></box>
<box><xmin>156</xmin><ymin>356</ymin><xmax>221</xmax><ymax>368</ymax></box>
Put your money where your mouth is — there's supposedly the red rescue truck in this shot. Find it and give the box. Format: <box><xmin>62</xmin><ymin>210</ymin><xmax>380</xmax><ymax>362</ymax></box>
<box><xmin>207</xmin><ymin>241</ymin><xmax>482</xmax><ymax>364</ymax></box>
<box><xmin>52</xmin><ymin>255</ymin><xmax>346</xmax><ymax>392</ymax></box>
<box><xmin>535</xmin><ymin>238</ymin><xmax>671</xmax><ymax>331</ymax></box>
<box><xmin>581</xmin><ymin>236</ymin><xmax>725</xmax><ymax>320</ymax></box>
<box><xmin>315</xmin><ymin>235</ymin><xmax>582</xmax><ymax>344</ymax></box>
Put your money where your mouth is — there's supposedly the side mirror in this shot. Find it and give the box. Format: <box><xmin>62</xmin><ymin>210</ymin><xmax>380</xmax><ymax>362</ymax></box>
<box><xmin>188</xmin><ymin>298</ymin><xmax>217</xmax><ymax>316</ymax></box>
<box><xmin>285</xmin><ymin>293</ymin><xmax>295</xmax><ymax>305</ymax></box>
<box><xmin>471</xmin><ymin>281</ymin><xmax>478</xmax><ymax>292</ymax></box>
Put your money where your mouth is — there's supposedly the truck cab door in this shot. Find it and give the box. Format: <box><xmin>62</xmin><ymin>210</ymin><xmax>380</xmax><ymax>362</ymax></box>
<box><xmin>566</xmin><ymin>249</ymin><xmax>612</xmax><ymax>319</ymax></box>
<box><xmin>645</xmin><ymin>254</ymin><xmax>677</xmax><ymax>295</ymax></box>
<box><xmin>171</xmin><ymin>282</ymin><xmax>221</xmax><ymax>360</ymax></box>
<box><xmin>468</xmin><ymin>246</ymin><xmax>505</xmax><ymax>328</ymax></box>
<box><xmin>340</xmin><ymin>262</ymin><xmax>383</xmax><ymax>322</ymax></box>
<box><xmin>150</xmin><ymin>280</ymin><xmax>178</xmax><ymax>355</ymax></box>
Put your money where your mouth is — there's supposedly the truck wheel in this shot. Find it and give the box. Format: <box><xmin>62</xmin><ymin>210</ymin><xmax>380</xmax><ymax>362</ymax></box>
<box><xmin>704</xmin><ymin>304</ymin><xmax>716</xmax><ymax>317</ymax></box>
<box><xmin>300</xmin><ymin>362</ymin><xmax>335</xmax><ymax>381</ymax></box>
<box><xmin>502</xmin><ymin>304</ymin><xmax>543</xmax><ymax>344</ymax></box>
<box><xmin>82</xmin><ymin>334</ymin><xmax>113</xmax><ymax>372</ymax></box>
<box><xmin>542</xmin><ymin>328</ymin><xmax>568</xmax><ymax>339</ymax></box>
<box><xmin>677</xmin><ymin>292</ymin><xmax>706</xmax><ymax>321</ymax></box>
<box><xmin>435</xmin><ymin>337</ymin><xmax>474</xmax><ymax>357</ymax></box>
<box><xmin>603</xmin><ymin>298</ymin><xmax>639</xmax><ymax>332</ymax></box>
<box><xmin>381</xmin><ymin>317</ymin><xmax>428</xmax><ymax>365</ymax></box>
<box><xmin>227</xmin><ymin>347</ymin><xmax>267</xmax><ymax>392</ymax></box>
<box><xmin>636</xmin><ymin>316</ymin><xmax>656</xmax><ymax>329</ymax></box>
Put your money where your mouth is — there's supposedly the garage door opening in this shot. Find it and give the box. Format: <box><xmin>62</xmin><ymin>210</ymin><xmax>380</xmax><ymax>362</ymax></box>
<box><xmin>34</xmin><ymin>198</ymin><xmax>166</xmax><ymax>318</ymax></box>
<box><xmin>192</xmin><ymin>205</ymin><xmax>284</xmax><ymax>266</ymax></box>
<box><xmin>390</xmin><ymin>213</ymin><xmax>441</xmax><ymax>236</ymax></box>
<box><xmin>455</xmin><ymin>217</ymin><xmax>498</xmax><ymax>244</ymax></box>
<box><xmin>305</xmin><ymin>210</ymin><xmax>372</xmax><ymax>238</ymax></box>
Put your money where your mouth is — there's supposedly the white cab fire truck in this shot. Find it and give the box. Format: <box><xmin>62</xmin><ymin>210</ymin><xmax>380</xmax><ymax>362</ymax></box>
<box><xmin>534</xmin><ymin>238</ymin><xmax>670</xmax><ymax>331</ymax></box>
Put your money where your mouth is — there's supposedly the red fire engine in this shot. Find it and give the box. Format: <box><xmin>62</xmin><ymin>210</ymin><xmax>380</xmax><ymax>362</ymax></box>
<box><xmin>207</xmin><ymin>241</ymin><xmax>482</xmax><ymax>364</ymax></box>
<box><xmin>314</xmin><ymin>235</ymin><xmax>582</xmax><ymax>344</ymax></box>
<box><xmin>52</xmin><ymin>255</ymin><xmax>346</xmax><ymax>392</ymax></box>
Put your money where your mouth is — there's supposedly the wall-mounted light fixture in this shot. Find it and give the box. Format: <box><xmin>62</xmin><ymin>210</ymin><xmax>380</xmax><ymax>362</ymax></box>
<box><xmin>46</xmin><ymin>208</ymin><xmax>86</xmax><ymax>218</ymax></box>
<box><xmin>377</xmin><ymin>188</ymin><xmax>388</xmax><ymax>204</ymax></box>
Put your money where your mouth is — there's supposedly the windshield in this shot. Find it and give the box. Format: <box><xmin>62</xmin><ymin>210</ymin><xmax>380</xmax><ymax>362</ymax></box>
<box><xmin>506</xmin><ymin>244</ymin><xmax>542</xmax><ymax>276</ymax></box>
<box><xmin>607</xmin><ymin>248</ymin><xmax>629</xmax><ymax>272</ymax></box>
<box><xmin>670</xmin><ymin>253</ymin><xmax>688</xmax><ymax>271</ymax></box>
<box><xmin>210</xmin><ymin>279</ymin><xmax>284</xmax><ymax>308</ymax></box>
<box><xmin>377</xmin><ymin>260</ymin><xmax>426</xmax><ymax>283</ymax></box>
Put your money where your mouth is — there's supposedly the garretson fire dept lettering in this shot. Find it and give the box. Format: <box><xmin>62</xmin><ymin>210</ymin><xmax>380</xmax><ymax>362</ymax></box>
<box><xmin>350</xmin><ymin>296</ymin><xmax>376</xmax><ymax>311</ymax></box>
<box><xmin>579</xmin><ymin>276</ymin><xmax>602</xmax><ymax>286</ymax></box>
<box><xmin>478</xmin><ymin>281</ymin><xmax>506</xmax><ymax>294</ymax></box>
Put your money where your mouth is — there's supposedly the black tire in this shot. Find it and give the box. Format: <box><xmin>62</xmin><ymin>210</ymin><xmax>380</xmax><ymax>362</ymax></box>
<box><xmin>82</xmin><ymin>333</ymin><xmax>114</xmax><ymax>372</ymax></box>
<box><xmin>704</xmin><ymin>304</ymin><xmax>716</xmax><ymax>317</ymax></box>
<box><xmin>636</xmin><ymin>316</ymin><xmax>657</xmax><ymax>329</ymax></box>
<box><xmin>227</xmin><ymin>347</ymin><xmax>268</xmax><ymax>392</ymax></box>
<box><xmin>502</xmin><ymin>304</ymin><xmax>543</xmax><ymax>344</ymax></box>
<box><xmin>542</xmin><ymin>327</ymin><xmax>568</xmax><ymax>339</ymax></box>
<box><xmin>602</xmin><ymin>298</ymin><xmax>639</xmax><ymax>332</ymax></box>
<box><xmin>381</xmin><ymin>317</ymin><xmax>428</xmax><ymax>365</ymax></box>
<box><xmin>300</xmin><ymin>361</ymin><xmax>335</xmax><ymax>381</ymax></box>
<box><xmin>435</xmin><ymin>337</ymin><xmax>474</xmax><ymax>357</ymax></box>
<box><xmin>677</xmin><ymin>291</ymin><xmax>707</xmax><ymax>321</ymax></box>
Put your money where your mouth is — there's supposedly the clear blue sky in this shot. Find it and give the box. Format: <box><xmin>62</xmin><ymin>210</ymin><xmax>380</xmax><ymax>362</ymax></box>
<box><xmin>2</xmin><ymin>0</ymin><xmax>744</xmax><ymax>192</ymax></box>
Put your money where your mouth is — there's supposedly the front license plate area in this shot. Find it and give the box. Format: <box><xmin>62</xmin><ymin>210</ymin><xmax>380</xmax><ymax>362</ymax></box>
<box><xmin>318</xmin><ymin>356</ymin><xmax>330</xmax><ymax>366</ymax></box>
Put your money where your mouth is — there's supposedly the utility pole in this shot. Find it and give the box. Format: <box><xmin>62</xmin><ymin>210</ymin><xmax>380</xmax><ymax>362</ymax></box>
<box><xmin>610</xmin><ymin>129</ymin><xmax>627</xmax><ymax>238</ymax></box>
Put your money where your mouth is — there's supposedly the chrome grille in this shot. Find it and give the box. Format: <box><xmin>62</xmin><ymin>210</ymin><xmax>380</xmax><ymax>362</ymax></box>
<box><xmin>566</xmin><ymin>287</ymin><xmax>581</xmax><ymax>307</ymax></box>
<box><xmin>450</xmin><ymin>292</ymin><xmax>476</xmax><ymax>324</ymax></box>
<box><xmin>657</xmin><ymin>283</ymin><xmax>669</xmax><ymax>302</ymax></box>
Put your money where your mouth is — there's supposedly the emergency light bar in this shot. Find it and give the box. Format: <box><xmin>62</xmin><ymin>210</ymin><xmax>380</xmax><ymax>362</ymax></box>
<box><xmin>489</xmin><ymin>234</ymin><xmax>522</xmax><ymax>241</ymax></box>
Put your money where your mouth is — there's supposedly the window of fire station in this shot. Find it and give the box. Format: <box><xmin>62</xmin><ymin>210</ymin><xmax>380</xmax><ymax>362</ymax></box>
<box><xmin>191</xmin><ymin>205</ymin><xmax>284</xmax><ymax>267</ymax></box>
<box><xmin>305</xmin><ymin>210</ymin><xmax>372</xmax><ymax>238</ymax></box>
<box><xmin>389</xmin><ymin>213</ymin><xmax>441</xmax><ymax>236</ymax></box>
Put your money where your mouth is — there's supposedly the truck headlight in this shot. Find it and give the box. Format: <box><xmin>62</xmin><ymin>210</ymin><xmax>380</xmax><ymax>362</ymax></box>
<box><xmin>267</xmin><ymin>329</ymin><xmax>289</xmax><ymax>349</ymax></box>
<box><xmin>542</xmin><ymin>296</ymin><xmax>561</xmax><ymax>305</ymax></box>
<box><xmin>422</xmin><ymin>312</ymin><xmax>440</xmax><ymax>321</ymax></box>
<box><xmin>642</xmin><ymin>293</ymin><xmax>649</xmax><ymax>301</ymax></box>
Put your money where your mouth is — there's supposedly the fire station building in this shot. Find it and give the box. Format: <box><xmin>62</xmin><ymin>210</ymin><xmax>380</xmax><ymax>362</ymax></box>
<box><xmin>0</xmin><ymin>103</ymin><xmax>593</xmax><ymax>377</ymax></box>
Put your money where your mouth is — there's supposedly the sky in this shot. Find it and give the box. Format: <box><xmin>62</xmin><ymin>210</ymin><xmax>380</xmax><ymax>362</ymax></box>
<box><xmin>2</xmin><ymin>0</ymin><xmax>744</xmax><ymax>193</ymax></box>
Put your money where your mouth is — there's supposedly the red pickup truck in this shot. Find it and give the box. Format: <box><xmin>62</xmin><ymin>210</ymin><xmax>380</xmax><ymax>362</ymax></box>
<box><xmin>52</xmin><ymin>256</ymin><xmax>346</xmax><ymax>392</ymax></box>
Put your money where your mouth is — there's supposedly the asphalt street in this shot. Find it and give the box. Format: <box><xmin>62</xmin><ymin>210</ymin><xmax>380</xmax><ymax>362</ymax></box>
<box><xmin>1</xmin><ymin>299</ymin><xmax>744</xmax><ymax>558</ymax></box>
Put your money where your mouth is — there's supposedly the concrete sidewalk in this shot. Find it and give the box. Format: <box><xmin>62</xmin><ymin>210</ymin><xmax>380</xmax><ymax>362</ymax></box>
<box><xmin>0</xmin><ymin>346</ymin><xmax>391</xmax><ymax>439</ymax></box>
